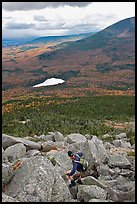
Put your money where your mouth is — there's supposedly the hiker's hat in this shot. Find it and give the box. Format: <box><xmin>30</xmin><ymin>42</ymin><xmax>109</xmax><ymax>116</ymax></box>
<box><xmin>68</xmin><ymin>151</ymin><xmax>73</xmax><ymax>157</ymax></box>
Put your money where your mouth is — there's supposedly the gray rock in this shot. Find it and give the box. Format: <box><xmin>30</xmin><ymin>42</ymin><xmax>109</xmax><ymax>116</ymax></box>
<box><xmin>2</xmin><ymin>148</ymin><xmax>9</xmax><ymax>164</ymax></box>
<box><xmin>25</xmin><ymin>149</ymin><xmax>41</xmax><ymax>158</ymax></box>
<box><xmin>77</xmin><ymin>185</ymin><xmax>107</xmax><ymax>202</ymax></box>
<box><xmin>2</xmin><ymin>134</ymin><xmax>20</xmax><ymax>149</ymax></box>
<box><xmin>119</xmin><ymin>169</ymin><xmax>135</xmax><ymax>179</ymax></box>
<box><xmin>108</xmin><ymin>153</ymin><xmax>132</xmax><ymax>169</ymax></box>
<box><xmin>51</xmin><ymin>172</ymin><xmax>72</xmax><ymax>202</ymax></box>
<box><xmin>88</xmin><ymin>136</ymin><xmax>109</xmax><ymax>164</ymax></box>
<box><xmin>4</xmin><ymin>155</ymin><xmax>71</xmax><ymax>202</ymax></box>
<box><xmin>84</xmin><ymin>134</ymin><xmax>92</xmax><ymax>140</ymax></box>
<box><xmin>104</xmin><ymin>142</ymin><xmax>114</xmax><ymax>150</ymax></box>
<box><xmin>98</xmin><ymin>164</ymin><xmax>115</xmax><ymax>176</ymax></box>
<box><xmin>2</xmin><ymin>134</ymin><xmax>42</xmax><ymax>151</ymax></box>
<box><xmin>39</xmin><ymin>134</ymin><xmax>54</xmax><ymax>142</ymax></box>
<box><xmin>67</xmin><ymin>133</ymin><xmax>87</xmax><ymax>144</ymax></box>
<box><xmin>116</xmin><ymin>181</ymin><xmax>135</xmax><ymax>192</ymax></box>
<box><xmin>2</xmin><ymin>163</ymin><xmax>14</xmax><ymax>188</ymax></box>
<box><xmin>88</xmin><ymin>198</ymin><xmax>110</xmax><ymax>202</ymax></box>
<box><xmin>41</xmin><ymin>141</ymin><xmax>65</xmax><ymax>152</ymax></box>
<box><xmin>127</xmin><ymin>156</ymin><xmax>135</xmax><ymax>171</ymax></box>
<box><xmin>2</xmin><ymin>193</ymin><xmax>19</xmax><ymax>202</ymax></box>
<box><xmin>53</xmin><ymin>131</ymin><xmax>64</xmax><ymax>142</ymax></box>
<box><xmin>4</xmin><ymin>156</ymin><xmax>55</xmax><ymax>202</ymax></box>
<box><xmin>115</xmin><ymin>133</ymin><xmax>127</xmax><ymax>140</ymax></box>
<box><xmin>112</xmin><ymin>139</ymin><xmax>131</xmax><ymax>148</ymax></box>
<box><xmin>81</xmin><ymin>176</ymin><xmax>107</xmax><ymax>189</ymax></box>
<box><xmin>101</xmin><ymin>179</ymin><xmax>118</xmax><ymax>188</ymax></box>
<box><xmin>68</xmin><ymin>199</ymin><xmax>80</xmax><ymax>202</ymax></box>
<box><xmin>46</xmin><ymin>150</ymin><xmax>72</xmax><ymax>176</ymax></box>
<box><xmin>4</xmin><ymin>143</ymin><xmax>26</xmax><ymax>162</ymax></box>
<box><xmin>102</xmin><ymin>133</ymin><xmax>110</xmax><ymax>139</ymax></box>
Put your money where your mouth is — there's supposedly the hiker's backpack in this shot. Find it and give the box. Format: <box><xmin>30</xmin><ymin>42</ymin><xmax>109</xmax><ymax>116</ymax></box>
<box><xmin>75</xmin><ymin>153</ymin><xmax>89</xmax><ymax>171</ymax></box>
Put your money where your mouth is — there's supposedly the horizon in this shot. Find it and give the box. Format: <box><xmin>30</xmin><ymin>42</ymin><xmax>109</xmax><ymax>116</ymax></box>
<box><xmin>2</xmin><ymin>31</ymin><xmax>95</xmax><ymax>41</ymax></box>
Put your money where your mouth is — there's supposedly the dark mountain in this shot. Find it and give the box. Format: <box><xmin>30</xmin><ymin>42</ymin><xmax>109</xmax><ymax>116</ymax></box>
<box><xmin>37</xmin><ymin>17</ymin><xmax>135</xmax><ymax>60</ymax></box>
<box><xmin>61</xmin><ymin>17</ymin><xmax>135</xmax><ymax>51</ymax></box>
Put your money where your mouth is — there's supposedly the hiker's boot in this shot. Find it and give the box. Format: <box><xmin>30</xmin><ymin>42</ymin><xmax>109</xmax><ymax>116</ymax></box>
<box><xmin>69</xmin><ymin>180</ymin><xmax>76</xmax><ymax>187</ymax></box>
<box><xmin>76</xmin><ymin>179</ymin><xmax>83</xmax><ymax>184</ymax></box>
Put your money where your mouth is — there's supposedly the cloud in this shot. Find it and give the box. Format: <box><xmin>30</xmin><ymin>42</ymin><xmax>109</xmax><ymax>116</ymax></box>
<box><xmin>34</xmin><ymin>21</ymin><xmax>66</xmax><ymax>30</ymax></box>
<box><xmin>2</xmin><ymin>2</ymin><xmax>92</xmax><ymax>11</ymax></box>
<box><xmin>34</xmin><ymin>15</ymin><xmax>47</xmax><ymax>22</ymax></box>
<box><xmin>5</xmin><ymin>22</ymin><xmax>35</xmax><ymax>30</ymax></box>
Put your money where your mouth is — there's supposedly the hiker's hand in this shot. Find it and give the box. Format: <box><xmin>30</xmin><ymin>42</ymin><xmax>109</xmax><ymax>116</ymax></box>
<box><xmin>65</xmin><ymin>170</ymin><xmax>71</xmax><ymax>174</ymax></box>
<box><xmin>65</xmin><ymin>175</ymin><xmax>70</xmax><ymax>180</ymax></box>
<box><xmin>65</xmin><ymin>175</ymin><xmax>72</xmax><ymax>180</ymax></box>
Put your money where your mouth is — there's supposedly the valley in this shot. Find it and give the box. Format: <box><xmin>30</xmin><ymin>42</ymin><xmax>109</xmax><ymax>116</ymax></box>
<box><xmin>2</xmin><ymin>17</ymin><xmax>135</xmax><ymax>102</ymax></box>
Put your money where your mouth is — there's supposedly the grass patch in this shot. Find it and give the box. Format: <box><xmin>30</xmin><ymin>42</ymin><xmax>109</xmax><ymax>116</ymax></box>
<box><xmin>127</xmin><ymin>150</ymin><xmax>135</xmax><ymax>157</ymax></box>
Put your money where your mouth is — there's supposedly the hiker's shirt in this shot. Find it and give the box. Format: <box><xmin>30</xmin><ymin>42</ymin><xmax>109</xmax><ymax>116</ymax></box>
<box><xmin>67</xmin><ymin>152</ymin><xmax>83</xmax><ymax>176</ymax></box>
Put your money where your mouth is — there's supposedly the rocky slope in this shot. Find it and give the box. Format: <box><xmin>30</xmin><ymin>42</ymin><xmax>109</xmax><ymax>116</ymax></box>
<box><xmin>2</xmin><ymin>131</ymin><xmax>135</xmax><ymax>202</ymax></box>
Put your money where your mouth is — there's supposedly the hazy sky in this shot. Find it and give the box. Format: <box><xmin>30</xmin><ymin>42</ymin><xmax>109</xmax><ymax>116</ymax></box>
<box><xmin>2</xmin><ymin>2</ymin><xmax>135</xmax><ymax>39</ymax></box>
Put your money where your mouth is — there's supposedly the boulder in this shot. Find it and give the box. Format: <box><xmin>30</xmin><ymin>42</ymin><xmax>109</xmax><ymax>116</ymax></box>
<box><xmin>41</xmin><ymin>141</ymin><xmax>65</xmax><ymax>152</ymax></box>
<box><xmin>4</xmin><ymin>155</ymin><xmax>72</xmax><ymax>202</ymax></box>
<box><xmin>2</xmin><ymin>134</ymin><xmax>20</xmax><ymax>149</ymax></box>
<box><xmin>2</xmin><ymin>163</ymin><xmax>14</xmax><ymax>188</ymax></box>
<box><xmin>112</xmin><ymin>139</ymin><xmax>132</xmax><ymax>148</ymax></box>
<box><xmin>88</xmin><ymin>136</ymin><xmax>109</xmax><ymax>164</ymax></box>
<box><xmin>53</xmin><ymin>131</ymin><xmax>64</xmax><ymax>142</ymax></box>
<box><xmin>66</xmin><ymin>133</ymin><xmax>87</xmax><ymax>144</ymax></box>
<box><xmin>46</xmin><ymin>150</ymin><xmax>72</xmax><ymax>176</ymax></box>
<box><xmin>39</xmin><ymin>134</ymin><xmax>54</xmax><ymax>142</ymax></box>
<box><xmin>115</xmin><ymin>133</ymin><xmax>127</xmax><ymax>140</ymax></box>
<box><xmin>4</xmin><ymin>143</ymin><xmax>27</xmax><ymax>162</ymax></box>
<box><xmin>108</xmin><ymin>153</ymin><xmax>132</xmax><ymax>169</ymax></box>
<box><xmin>77</xmin><ymin>185</ymin><xmax>107</xmax><ymax>202</ymax></box>
<box><xmin>4</xmin><ymin>156</ymin><xmax>55</xmax><ymax>201</ymax></box>
<box><xmin>2</xmin><ymin>134</ymin><xmax>42</xmax><ymax>151</ymax></box>
<box><xmin>51</xmin><ymin>172</ymin><xmax>72</xmax><ymax>202</ymax></box>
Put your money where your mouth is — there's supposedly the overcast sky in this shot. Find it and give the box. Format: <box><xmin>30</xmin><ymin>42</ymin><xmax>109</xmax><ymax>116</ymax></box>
<box><xmin>2</xmin><ymin>2</ymin><xmax>135</xmax><ymax>40</ymax></box>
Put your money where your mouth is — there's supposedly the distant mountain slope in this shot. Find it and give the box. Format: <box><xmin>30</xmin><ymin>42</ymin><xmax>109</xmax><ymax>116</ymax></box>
<box><xmin>62</xmin><ymin>17</ymin><xmax>135</xmax><ymax>51</ymax></box>
<box><xmin>27</xmin><ymin>33</ymin><xmax>94</xmax><ymax>44</ymax></box>
<box><xmin>2</xmin><ymin>37</ymin><xmax>37</xmax><ymax>47</ymax></box>
<box><xmin>37</xmin><ymin>17</ymin><xmax>135</xmax><ymax>61</ymax></box>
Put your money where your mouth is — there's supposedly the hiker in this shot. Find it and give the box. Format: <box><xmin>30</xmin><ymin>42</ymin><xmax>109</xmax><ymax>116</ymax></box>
<box><xmin>65</xmin><ymin>150</ymin><xmax>88</xmax><ymax>187</ymax></box>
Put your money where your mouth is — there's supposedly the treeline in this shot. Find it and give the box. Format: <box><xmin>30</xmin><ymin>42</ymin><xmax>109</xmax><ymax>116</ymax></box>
<box><xmin>2</xmin><ymin>96</ymin><xmax>135</xmax><ymax>144</ymax></box>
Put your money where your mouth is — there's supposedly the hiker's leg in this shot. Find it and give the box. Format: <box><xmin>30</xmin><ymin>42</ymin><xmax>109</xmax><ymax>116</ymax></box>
<box><xmin>73</xmin><ymin>173</ymin><xmax>80</xmax><ymax>181</ymax></box>
<box><xmin>76</xmin><ymin>172</ymin><xmax>83</xmax><ymax>184</ymax></box>
<box><xmin>69</xmin><ymin>179</ymin><xmax>76</xmax><ymax>187</ymax></box>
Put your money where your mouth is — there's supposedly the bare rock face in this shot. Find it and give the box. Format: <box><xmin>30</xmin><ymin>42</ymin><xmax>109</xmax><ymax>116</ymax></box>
<box><xmin>2</xmin><ymin>163</ymin><xmax>14</xmax><ymax>188</ymax></box>
<box><xmin>2</xmin><ymin>193</ymin><xmax>19</xmax><ymax>202</ymax></box>
<box><xmin>5</xmin><ymin>156</ymin><xmax>72</xmax><ymax>202</ymax></box>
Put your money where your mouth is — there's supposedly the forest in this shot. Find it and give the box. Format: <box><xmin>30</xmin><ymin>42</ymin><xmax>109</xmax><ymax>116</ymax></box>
<box><xmin>2</xmin><ymin>95</ymin><xmax>135</xmax><ymax>144</ymax></box>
